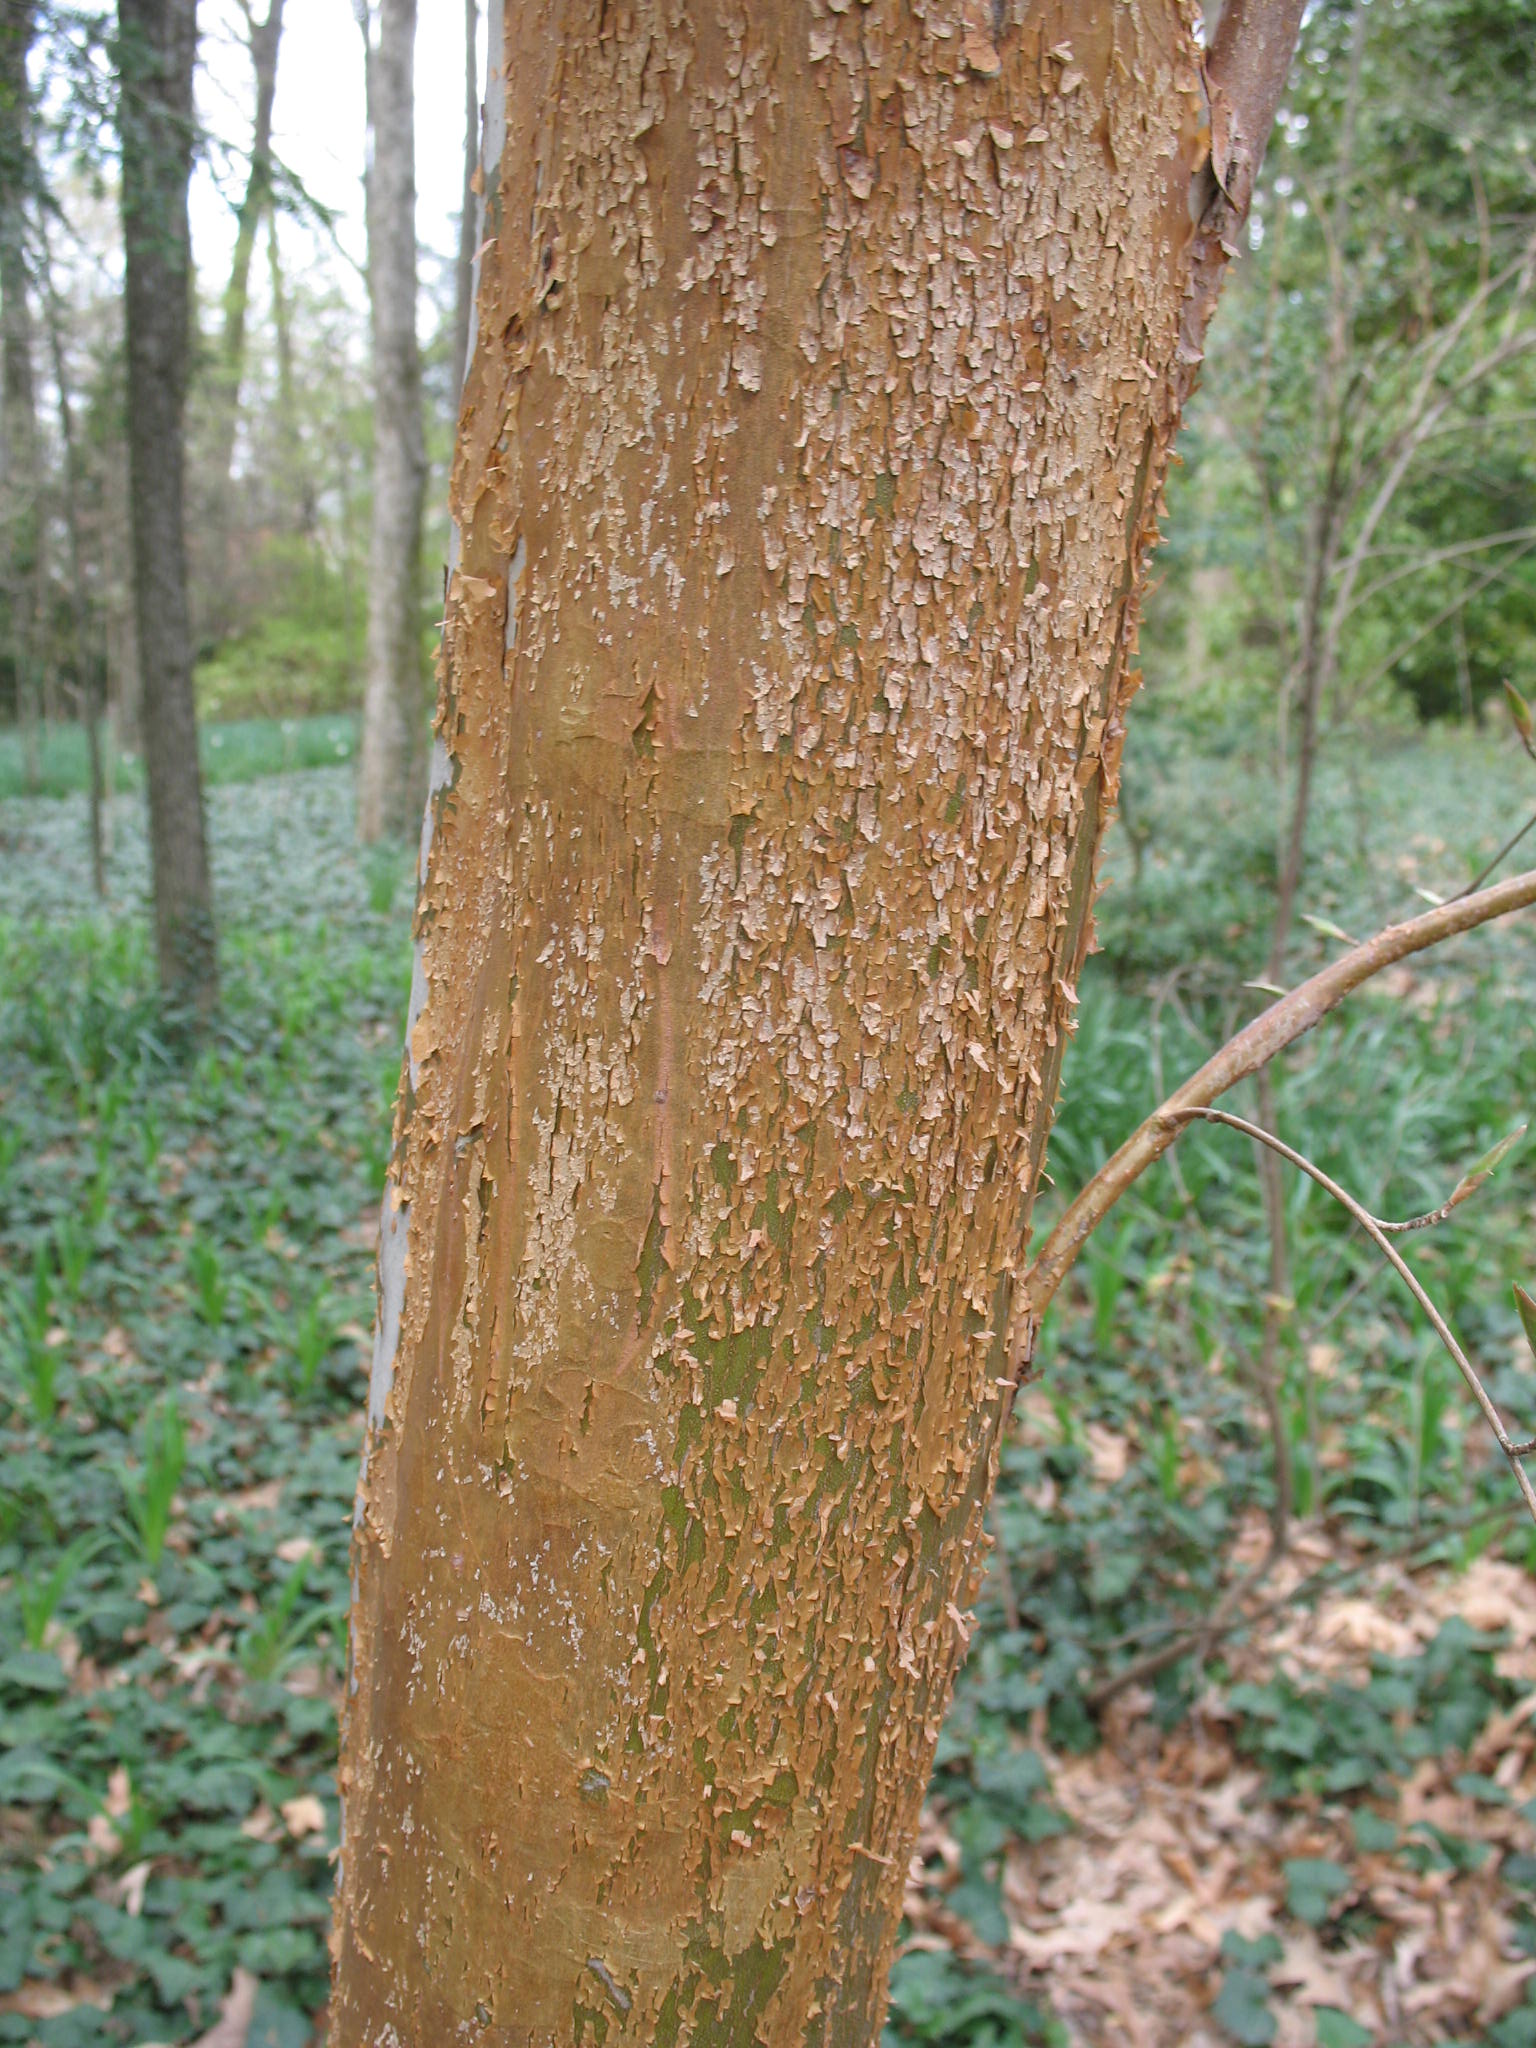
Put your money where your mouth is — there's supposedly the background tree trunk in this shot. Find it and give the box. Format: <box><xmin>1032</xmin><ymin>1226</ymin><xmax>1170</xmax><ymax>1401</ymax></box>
<box><xmin>451</xmin><ymin>0</ymin><xmax>477</xmax><ymax>413</ymax></box>
<box><xmin>204</xmin><ymin>0</ymin><xmax>284</xmax><ymax>638</ymax></box>
<box><xmin>118</xmin><ymin>0</ymin><xmax>215</xmax><ymax>1008</ymax></box>
<box><xmin>215</xmin><ymin>0</ymin><xmax>283</xmax><ymax>460</ymax></box>
<box><xmin>354</xmin><ymin>0</ymin><xmax>426</xmax><ymax>844</ymax></box>
<box><xmin>42</xmin><ymin>231</ymin><xmax>108</xmax><ymax>897</ymax></box>
<box><xmin>334</xmin><ymin>0</ymin><xmax>1294</xmax><ymax>2037</ymax></box>
<box><xmin>0</xmin><ymin>0</ymin><xmax>40</xmax><ymax>788</ymax></box>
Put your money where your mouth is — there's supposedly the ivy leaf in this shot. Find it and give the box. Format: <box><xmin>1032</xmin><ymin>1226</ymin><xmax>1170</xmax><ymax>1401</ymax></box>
<box><xmin>1351</xmin><ymin>1808</ymin><xmax>1398</xmax><ymax>1854</ymax></box>
<box><xmin>1212</xmin><ymin>1969</ymin><xmax>1276</xmax><ymax>2046</ymax></box>
<box><xmin>1315</xmin><ymin>2010</ymin><xmax>1372</xmax><ymax>2048</ymax></box>
<box><xmin>1284</xmin><ymin>1856</ymin><xmax>1351</xmax><ymax>1924</ymax></box>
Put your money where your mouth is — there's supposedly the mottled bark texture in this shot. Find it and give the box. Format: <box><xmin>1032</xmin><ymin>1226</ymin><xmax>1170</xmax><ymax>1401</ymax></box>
<box><xmin>355</xmin><ymin>0</ymin><xmax>428</xmax><ymax>844</ymax></box>
<box><xmin>118</xmin><ymin>0</ymin><xmax>215</xmax><ymax>1008</ymax></box>
<box><xmin>335</xmin><ymin>1</ymin><xmax>1263</xmax><ymax>2039</ymax></box>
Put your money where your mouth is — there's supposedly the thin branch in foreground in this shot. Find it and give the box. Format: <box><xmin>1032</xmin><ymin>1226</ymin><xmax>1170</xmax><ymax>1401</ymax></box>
<box><xmin>1460</xmin><ymin>808</ymin><xmax>1536</xmax><ymax>901</ymax></box>
<box><xmin>1374</xmin><ymin>1124</ymin><xmax>1526</xmax><ymax>1236</ymax></box>
<box><xmin>1013</xmin><ymin>864</ymin><xmax>1536</xmax><ymax>1368</ymax></box>
<box><xmin>1166</xmin><ymin>1107</ymin><xmax>1536</xmax><ymax>1527</ymax></box>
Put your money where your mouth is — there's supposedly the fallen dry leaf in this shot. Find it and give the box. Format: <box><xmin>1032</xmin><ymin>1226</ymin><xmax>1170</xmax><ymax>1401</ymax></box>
<box><xmin>1084</xmin><ymin>1423</ymin><xmax>1130</xmax><ymax>1484</ymax></box>
<box><xmin>187</xmin><ymin>1968</ymin><xmax>258</xmax><ymax>2048</ymax></box>
<box><xmin>0</xmin><ymin>1977</ymin><xmax>116</xmax><ymax>2019</ymax></box>
<box><xmin>241</xmin><ymin>1802</ymin><xmax>280</xmax><ymax>1842</ymax></box>
<box><xmin>281</xmin><ymin>1793</ymin><xmax>325</xmax><ymax>1839</ymax></box>
<box><xmin>114</xmin><ymin>1859</ymin><xmax>152</xmax><ymax>1917</ymax></box>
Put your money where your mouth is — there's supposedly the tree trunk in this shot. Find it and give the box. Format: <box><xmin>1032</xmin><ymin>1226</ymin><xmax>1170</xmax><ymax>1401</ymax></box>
<box><xmin>0</xmin><ymin>0</ymin><xmax>40</xmax><ymax>786</ymax></box>
<box><xmin>355</xmin><ymin>0</ymin><xmax>427</xmax><ymax>844</ymax></box>
<box><xmin>42</xmin><ymin>228</ymin><xmax>108</xmax><ymax>897</ymax></box>
<box><xmin>267</xmin><ymin>215</ymin><xmax>315</xmax><ymax>536</ymax></box>
<box><xmin>119</xmin><ymin>0</ymin><xmax>216</xmax><ymax>1008</ymax></box>
<box><xmin>334</xmin><ymin>1</ymin><xmax>1297</xmax><ymax>2037</ymax></box>
<box><xmin>451</xmin><ymin>0</ymin><xmax>478</xmax><ymax>413</ymax></box>
<box><xmin>216</xmin><ymin>0</ymin><xmax>283</xmax><ymax>458</ymax></box>
<box><xmin>204</xmin><ymin>0</ymin><xmax>284</xmax><ymax>637</ymax></box>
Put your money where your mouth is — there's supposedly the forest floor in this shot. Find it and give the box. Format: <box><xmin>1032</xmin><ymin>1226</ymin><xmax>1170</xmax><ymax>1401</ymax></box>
<box><xmin>1</xmin><ymin>719</ymin><xmax>1535</xmax><ymax>2047</ymax></box>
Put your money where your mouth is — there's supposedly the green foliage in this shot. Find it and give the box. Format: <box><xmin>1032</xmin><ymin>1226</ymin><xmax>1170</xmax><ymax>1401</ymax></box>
<box><xmin>1230</xmin><ymin>1619</ymin><xmax>1513</xmax><ymax>1800</ymax></box>
<box><xmin>3</xmin><ymin>706</ymin><xmax>1536</xmax><ymax>2042</ymax></box>
<box><xmin>883</xmin><ymin>1951</ymin><xmax>1065</xmax><ymax>2048</ymax></box>
<box><xmin>2</xmin><ymin>1244</ymin><xmax>61</xmax><ymax>1426</ymax></box>
<box><xmin>238</xmin><ymin>1559</ymin><xmax>322</xmax><ymax>1684</ymax></box>
<box><xmin>1282</xmin><ymin>1858</ymin><xmax>1351</xmax><ymax>1926</ymax></box>
<box><xmin>1314</xmin><ymin>2008</ymin><xmax>1373</xmax><ymax>2048</ymax></box>
<box><xmin>117</xmin><ymin>1398</ymin><xmax>185</xmax><ymax>1570</ymax></box>
<box><xmin>1213</xmin><ymin>1932</ymin><xmax>1282</xmax><ymax>2046</ymax></box>
<box><xmin>1148</xmin><ymin>0</ymin><xmax>1536</xmax><ymax>730</ymax></box>
<box><xmin>0</xmin><ymin>714</ymin><xmax>357</xmax><ymax>802</ymax></box>
<box><xmin>185</xmin><ymin>1234</ymin><xmax>229</xmax><ymax>1330</ymax></box>
<box><xmin>0</xmin><ymin>767</ymin><xmax>405</xmax><ymax>2043</ymax></box>
<box><xmin>18</xmin><ymin>1534</ymin><xmax>109</xmax><ymax>1651</ymax></box>
<box><xmin>194</xmin><ymin>547</ymin><xmax>360</xmax><ymax>722</ymax></box>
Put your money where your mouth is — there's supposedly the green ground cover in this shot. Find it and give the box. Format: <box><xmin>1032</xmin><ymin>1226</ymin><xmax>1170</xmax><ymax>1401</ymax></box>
<box><xmin>0</xmin><ymin>717</ymin><xmax>357</xmax><ymax>804</ymax></box>
<box><xmin>0</xmin><ymin>724</ymin><xmax>1533</xmax><ymax>2045</ymax></box>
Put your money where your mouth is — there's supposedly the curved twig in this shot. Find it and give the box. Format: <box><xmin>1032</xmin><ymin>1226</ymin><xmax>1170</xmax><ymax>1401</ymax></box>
<box><xmin>1013</xmin><ymin>865</ymin><xmax>1536</xmax><ymax>1370</ymax></box>
<box><xmin>1167</xmin><ymin>1108</ymin><xmax>1536</xmax><ymax>1526</ymax></box>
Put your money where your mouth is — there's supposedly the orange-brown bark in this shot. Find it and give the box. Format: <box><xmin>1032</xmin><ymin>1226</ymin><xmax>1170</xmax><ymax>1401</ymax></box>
<box><xmin>334</xmin><ymin>1</ymin><xmax>1259</xmax><ymax>2039</ymax></box>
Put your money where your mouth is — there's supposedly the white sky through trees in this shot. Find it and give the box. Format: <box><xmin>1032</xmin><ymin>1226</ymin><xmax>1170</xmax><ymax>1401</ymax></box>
<box><xmin>192</xmin><ymin>0</ymin><xmax>482</xmax><ymax>322</ymax></box>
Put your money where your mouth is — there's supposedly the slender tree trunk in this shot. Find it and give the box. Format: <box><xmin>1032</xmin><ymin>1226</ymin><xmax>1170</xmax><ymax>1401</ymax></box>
<box><xmin>118</xmin><ymin>0</ymin><xmax>216</xmax><ymax>1008</ymax></box>
<box><xmin>203</xmin><ymin>0</ymin><xmax>283</xmax><ymax>639</ymax></box>
<box><xmin>41</xmin><ymin>229</ymin><xmax>107</xmax><ymax>897</ymax></box>
<box><xmin>217</xmin><ymin>0</ymin><xmax>283</xmax><ymax>456</ymax></box>
<box><xmin>451</xmin><ymin>0</ymin><xmax>478</xmax><ymax>412</ymax></box>
<box><xmin>0</xmin><ymin>0</ymin><xmax>40</xmax><ymax>787</ymax></box>
<box><xmin>355</xmin><ymin>0</ymin><xmax>426</xmax><ymax>844</ymax></box>
<box><xmin>266</xmin><ymin>215</ymin><xmax>314</xmax><ymax>535</ymax></box>
<box><xmin>334</xmin><ymin>1</ymin><xmax>1301</xmax><ymax>2038</ymax></box>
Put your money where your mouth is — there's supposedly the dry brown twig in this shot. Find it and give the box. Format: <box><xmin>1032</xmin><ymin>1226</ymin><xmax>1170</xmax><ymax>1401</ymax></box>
<box><xmin>1167</xmin><ymin>1108</ymin><xmax>1536</xmax><ymax>1526</ymax></box>
<box><xmin>1008</xmin><ymin>864</ymin><xmax>1536</xmax><ymax>1522</ymax></box>
<box><xmin>1015</xmin><ymin>863</ymin><xmax>1536</xmax><ymax>1351</ymax></box>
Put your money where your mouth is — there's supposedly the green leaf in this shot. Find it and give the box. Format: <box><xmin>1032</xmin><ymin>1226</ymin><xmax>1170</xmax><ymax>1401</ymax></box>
<box><xmin>1284</xmin><ymin>1857</ymin><xmax>1351</xmax><ymax>1925</ymax></box>
<box><xmin>0</xmin><ymin>1648</ymin><xmax>69</xmax><ymax>1694</ymax></box>
<box><xmin>1449</xmin><ymin>1125</ymin><xmax>1526</xmax><ymax>1210</ymax></box>
<box><xmin>1351</xmin><ymin>1809</ymin><xmax>1398</xmax><ymax>1854</ymax></box>
<box><xmin>1315</xmin><ymin>2009</ymin><xmax>1372</xmax><ymax>2048</ymax></box>
<box><xmin>1506</xmin><ymin>679</ymin><xmax>1534</xmax><ymax>746</ymax></box>
<box><xmin>1517</xmin><ymin>1284</ymin><xmax>1536</xmax><ymax>1359</ymax></box>
<box><xmin>1220</xmin><ymin>1931</ymin><xmax>1284</xmax><ymax>1970</ymax></box>
<box><xmin>1300</xmin><ymin>913</ymin><xmax>1355</xmax><ymax>945</ymax></box>
<box><xmin>947</xmin><ymin>1875</ymin><xmax>1010</xmax><ymax>1948</ymax></box>
<box><xmin>1213</xmin><ymin>1969</ymin><xmax>1276</xmax><ymax>2046</ymax></box>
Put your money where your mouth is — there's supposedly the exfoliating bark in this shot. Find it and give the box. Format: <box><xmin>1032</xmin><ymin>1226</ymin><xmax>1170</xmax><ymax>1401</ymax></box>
<box><xmin>334</xmin><ymin>1</ymin><xmax>1278</xmax><ymax>2037</ymax></box>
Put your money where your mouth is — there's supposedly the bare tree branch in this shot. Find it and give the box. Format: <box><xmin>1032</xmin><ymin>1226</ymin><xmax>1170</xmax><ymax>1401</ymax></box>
<box><xmin>1014</xmin><ymin>866</ymin><xmax>1536</xmax><ymax>1362</ymax></box>
<box><xmin>1168</xmin><ymin>1109</ymin><xmax>1536</xmax><ymax>1525</ymax></box>
<box><xmin>1348</xmin><ymin>523</ymin><xmax>1536</xmax><ymax>616</ymax></box>
<box><xmin>1204</xmin><ymin>0</ymin><xmax>1311</xmax><ymax>216</ymax></box>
